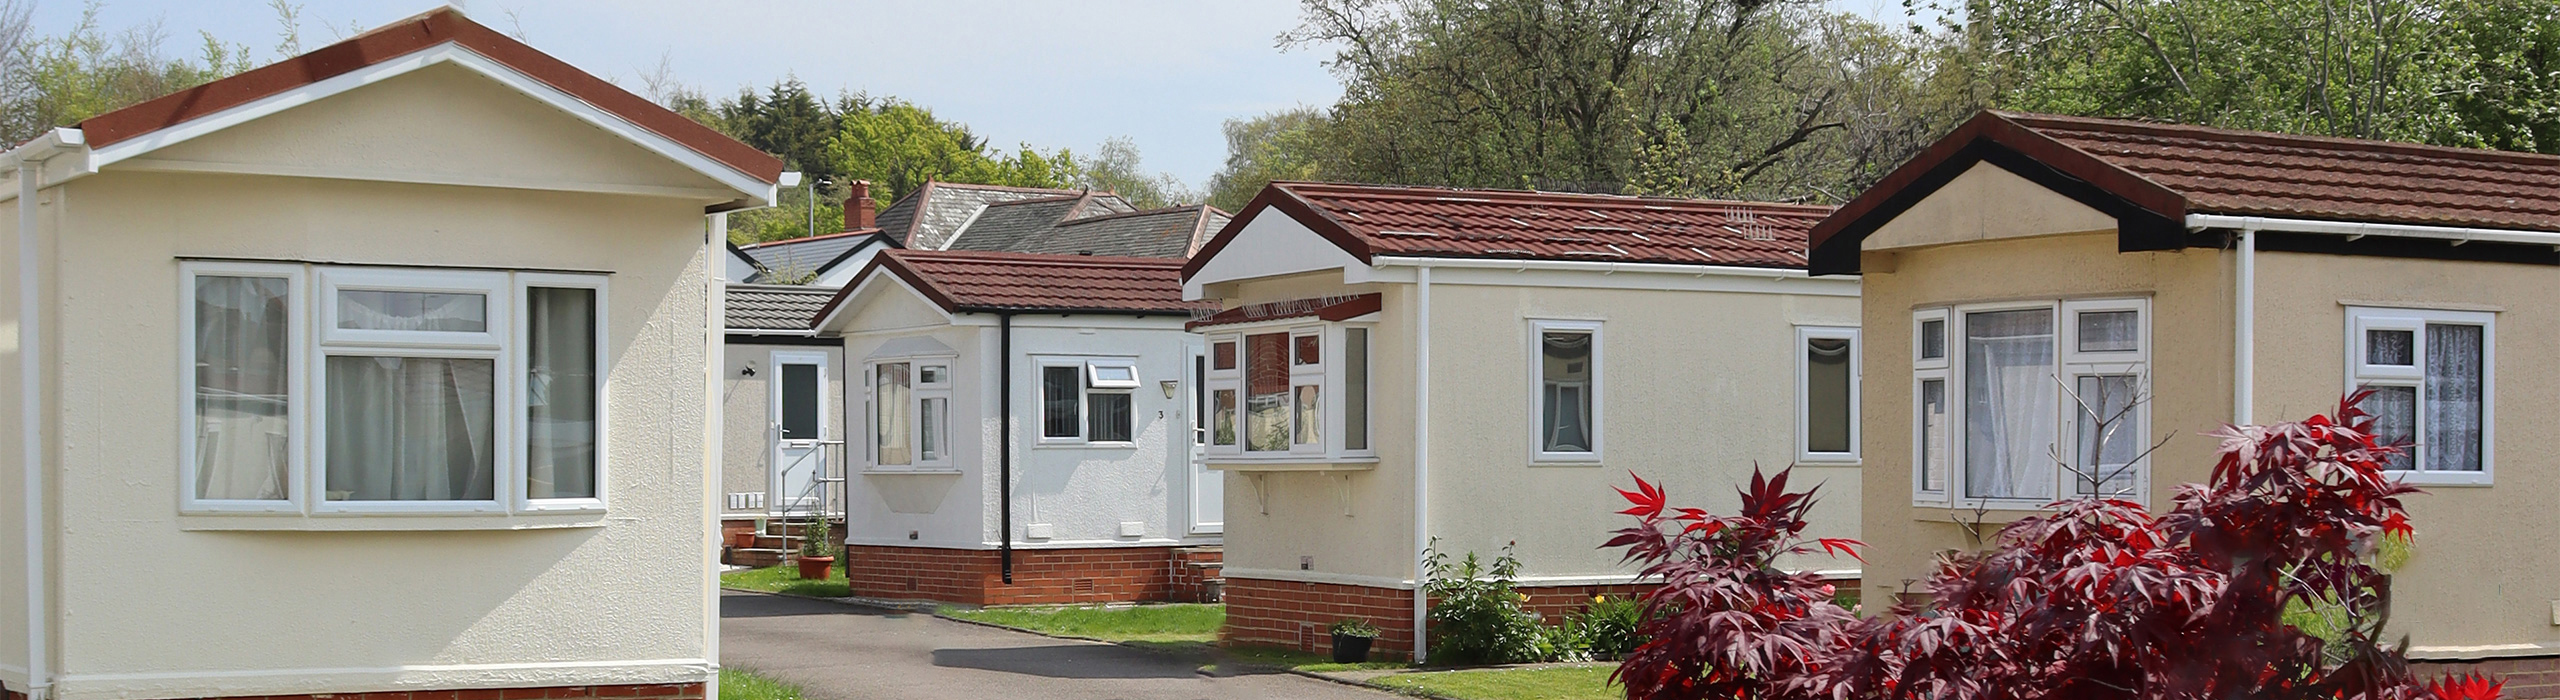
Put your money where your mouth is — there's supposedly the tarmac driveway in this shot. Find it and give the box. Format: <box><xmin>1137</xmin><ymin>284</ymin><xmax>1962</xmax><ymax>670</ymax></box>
<box><xmin>719</xmin><ymin>591</ymin><xmax>1391</xmax><ymax>700</ymax></box>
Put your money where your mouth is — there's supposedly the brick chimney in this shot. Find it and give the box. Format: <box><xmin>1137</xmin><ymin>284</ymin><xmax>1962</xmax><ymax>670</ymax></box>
<box><xmin>844</xmin><ymin>180</ymin><xmax>877</xmax><ymax>231</ymax></box>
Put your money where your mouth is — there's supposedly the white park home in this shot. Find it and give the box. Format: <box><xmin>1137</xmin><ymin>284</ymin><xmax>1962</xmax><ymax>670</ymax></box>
<box><xmin>1183</xmin><ymin>182</ymin><xmax>1863</xmax><ymax>661</ymax></box>
<box><xmin>3</xmin><ymin>8</ymin><xmax>772</xmax><ymax>700</ymax></box>
<box><xmin>808</xmin><ymin>249</ymin><xmax>1226</xmax><ymax>606</ymax></box>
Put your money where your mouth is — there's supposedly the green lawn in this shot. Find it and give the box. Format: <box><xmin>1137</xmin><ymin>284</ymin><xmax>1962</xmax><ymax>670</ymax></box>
<box><xmin>719</xmin><ymin>668</ymin><xmax>807</xmax><ymax>700</ymax></box>
<box><xmin>1373</xmin><ymin>665</ymin><xmax>1621</xmax><ymax>700</ymax></box>
<box><xmin>720</xmin><ymin>565</ymin><xmax>850</xmax><ymax>598</ymax></box>
<box><xmin>938</xmin><ymin>603</ymin><xmax>1224</xmax><ymax>644</ymax></box>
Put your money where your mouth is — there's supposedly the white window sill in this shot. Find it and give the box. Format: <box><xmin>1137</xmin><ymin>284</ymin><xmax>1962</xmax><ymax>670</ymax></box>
<box><xmin>2389</xmin><ymin>470</ymin><xmax>2492</xmax><ymax>487</ymax></box>
<box><xmin>1207</xmin><ymin>456</ymin><xmax>1379</xmax><ymax>472</ymax></box>
<box><xmin>1530</xmin><ymin>454</ymin><xmax>1603</xmax><ymax>467</ymax></box>
<box><xmin>863</xmin><ymin>468</ymin><xmax>965</xmax><ymax>476</ymax></box>
<box><xmin>1796</xmin><ymin>455</ymin><xmax>1862</xmax><ymax>466</ymax></box>
<box><xmin>177</xmin><ymin>512</ymin><xmax>612</xmax><ymax>531</ymax></box>
<box><xmin>1033</xmin><ymin>441</ymin><xmax>1136</xmax><ymax>450</ymax></box>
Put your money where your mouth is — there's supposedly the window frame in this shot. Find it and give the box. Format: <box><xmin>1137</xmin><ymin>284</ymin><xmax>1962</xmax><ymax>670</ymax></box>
<box><xmin>2344</xmin><ymin>306</ymin><xmax>2495</xmax><ymax>486</ymax></box>
<box><xmin>1032</xmin><ymin>356</ymin><xmax>1139</xmax><ymax>448</ymax></box>
<box><xmin>514</xmin><ymin>273</ymin><xmax>610</xmax><ymax>512</ymax></box>
<box><xmin>179</xmin><ymin>261</ymin><xmax>309</xmax><ymax>514</ymax></box>
<box><xmin>179</xmin><ymin>263</ymin><xmax>609</xmax><ymax>518</ymax></box>
<box><xmin>1199</xmin><ymin>321</ymin><xmax>1375</xmax><ymax>461</ymax></box>
<box><xmin>1913</xmin><ymin>298</ymin><xmax>2151</xmax><ymax>510</ymax></box>
<box><xmin>864</xmin><ymin>352</ymin><xmax>955</xmax><ymax>470</ymax></box>
<box><xmin>1795</xmin><ymin>325</ymin><xmax>1861</xmax><ymax>465</ymax></box>
<box><xmin>1528</xmin><ymin>319</ymin><xmax>1604</xmax><ymax>465</ymax></box>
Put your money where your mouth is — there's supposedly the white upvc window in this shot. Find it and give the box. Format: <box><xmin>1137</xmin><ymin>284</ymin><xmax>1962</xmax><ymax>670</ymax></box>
<box><xmin>1202</xmin><ymin>322</ymin><xmax>1374</xmax><ymax>460</ymax></box>
<box><xmin>1796</xmin><ymin>326</ymin><xmax>1860</xmax><ymax>465</ymax></box>
<box><xmin>867</xmin><ymin>356</ymin><xmax>954</xmax><ymax>468</ymax></box>
<box><xmin>1913</xmin><ymin>298</ymin><xmax>2148</xmax><ymax>508</ymax></box>
<box><xmin>180</xmin><ymin>262</ymin><xmax>607</xmax><ymax>516</ymax></box>
<box><xmin>2345</xmin><ymin>306</ymin><xmax>2493</xmax><ymax>486</ymax></box>
<box><xmin>1530</xmin><ymin>319</ymin><xmax>1602</xmax><ymax>464</ymax></box>
<box><xmin>1037</xmin><ymin>357</ymin><xmax>1138</xmax><ymax>446</ymax></box>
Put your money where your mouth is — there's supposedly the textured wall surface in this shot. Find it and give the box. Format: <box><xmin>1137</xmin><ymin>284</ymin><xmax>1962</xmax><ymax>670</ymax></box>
<box><xmin>842</xmin><ymin>544</ymin><xmax>1221</xmax><ymax>606</ymax></box>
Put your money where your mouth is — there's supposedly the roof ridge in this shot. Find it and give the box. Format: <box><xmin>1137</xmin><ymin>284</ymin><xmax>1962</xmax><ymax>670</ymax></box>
<box><xmin>920</xmin><ymin>180</ymin><xmax>1098</xmax><ymax>196</ymax></box>
<box><xmin>2001</xmin><ymin>110</ymin><xmax>2560</xmax><ymax>169</ymax></box>
<box><xmin>1052</xmin><ymin>203</ymin><xmax>1206</xmax><ymax>225</ymax></box>
<box><xmin>737</xmin><ymin>228</ymin><xmax>883</xmax><ymax>249</ymax></box>
<box><xmin>1273</xmin><ymin>181</ymin><xmax>1835</xmax><ymax>214</ymax></box>
<box><xmin>891</xmin><ymin>248</ymin><xmax>1188</xmax><ymax>268</ymax></box>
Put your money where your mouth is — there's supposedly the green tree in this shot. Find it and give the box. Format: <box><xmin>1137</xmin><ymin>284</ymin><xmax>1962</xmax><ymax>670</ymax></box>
<box><xmin>2434</xmin><ymin>0</ymin><xmax>2560</xmax><ymax>152</ymax></box>
<box><xmin>1076</xmin><ymin>136</ymin><xmax>1198</xmax><ymax>209</ymax></box>
<box><xmin>1</xmin><ymin>1</ymin><xmax>255</xmax><ymax>145</ymax></box>
<box><xmin>1206</xmin><ymin>108</ymin><xmax>1330</xmax><ymax>211</ymax></box>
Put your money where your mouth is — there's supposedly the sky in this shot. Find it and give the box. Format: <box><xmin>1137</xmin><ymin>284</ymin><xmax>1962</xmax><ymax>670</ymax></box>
<box><xmin>25</xmin><ymin>0</ymin><xmax>1931</xmax><ymax>191</ymax></box>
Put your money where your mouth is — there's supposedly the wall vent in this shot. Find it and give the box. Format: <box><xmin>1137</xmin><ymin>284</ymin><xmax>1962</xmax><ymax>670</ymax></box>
<box><xmin>728</xmin><ymin>492</ymin><xmax>766</xmax><ymax>510</ymax></box>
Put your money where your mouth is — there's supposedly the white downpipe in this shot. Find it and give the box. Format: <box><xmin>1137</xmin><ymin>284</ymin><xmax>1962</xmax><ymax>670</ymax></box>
<box><xmin>702</xmin><ymin>210</ymin><xmax>728</xmax><ymax>697</ymax></box>
<box><xmin>14</xmin><ymin>127</ymin><xmax>80</xmax><ymax>700</ymax></box>
<box><xmin>2233</xmin><ymin>227</ymin><xmax>2256</xmax><ymax>425</ymax></box>
<box><xmin>1411</xmin><ymin>263</ymin><xmax>1433</xmax><ymax>664</ymax></box>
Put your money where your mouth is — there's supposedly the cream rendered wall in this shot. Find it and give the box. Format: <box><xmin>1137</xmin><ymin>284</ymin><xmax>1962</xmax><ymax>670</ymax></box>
<box><xmin>838</xmin><ymin>287</ymin><xmax>985</xmax><ymax>549</ymax></box>
<box><xmin>2249</xmin><ymin>251</ymin><xmax>2560</xmax><ymax>656</ymax></box>
<box><xmin>1854</xmin><ymin>231</ymin><xmax>2233</xmax><ymax>609</ymax></box>
<box><xmin>0</xmin><ymin>193</ymin><xmax>27</xmax><ymax>689</ymax></box>
<box><xmin>36</xmin><ymin>57</ymin><xmax>734</xmax><ymax>697</ymax></box>
<box><xmin>719</xmin><ymin>342</ymin><xmax>846</xmax><ymax>518</ymax></box>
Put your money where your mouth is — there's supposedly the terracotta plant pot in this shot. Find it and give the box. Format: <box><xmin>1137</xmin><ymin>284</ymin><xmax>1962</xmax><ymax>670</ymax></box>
<box><xmin>729</xmin><ymin>531</ymin><xmax>757</xmax><ymax>549</ymax></box>
<box><xmin>796</xmin><ymin>555</ymin><xmax>836</xmax><ymax>580</ymax></box>
<box><xmin>1331</xmin><ymin>633</ymin><xmax>1374</xmax><ymax>663</ymax></box>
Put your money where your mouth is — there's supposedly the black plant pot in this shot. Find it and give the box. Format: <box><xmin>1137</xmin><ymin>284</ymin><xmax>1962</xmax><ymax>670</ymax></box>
<box><xmin>1331</xmin><ymin>633</ymin><xmax>1375</xmax><ymax>663</ymax></box>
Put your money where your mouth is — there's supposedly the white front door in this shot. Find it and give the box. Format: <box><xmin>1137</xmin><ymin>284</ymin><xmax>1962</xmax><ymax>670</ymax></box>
<box><xmin>1188</xmin><ymin>345</ymin><xmax>1223</xmax><ymax>534</ymax></box>
<box><xmin>770</xmin><ymin>351</ymin><xmax>827</xmax><ymax>515</ymax></box>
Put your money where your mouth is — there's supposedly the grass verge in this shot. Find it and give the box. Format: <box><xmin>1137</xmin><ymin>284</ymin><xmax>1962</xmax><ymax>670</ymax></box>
<box><xmin>1371</xmin><ymin>665</ymin><xmax>1621</xmax><ymax>700</ymax></box>
<box><xmin>937</xmin><ymin>603</ymin><xmax>1224</xmax><ymax>644</ymax></box>
<box><xmin>720</xmin><ymin>565</ymin><xmax>849</xmax><ymax>598</ymax></box>
<box><xmin>1218</xmin><ymin>645</ymin><xmax>1410</xmax><ymax>673</ymax></box>
<box><xmin>718</xmin><ymin>668</ymin><xmax>807</xmax><ymax>700</ymax></box>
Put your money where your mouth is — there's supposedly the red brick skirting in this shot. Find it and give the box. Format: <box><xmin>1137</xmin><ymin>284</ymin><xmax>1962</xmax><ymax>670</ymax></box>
<box><xmin>2416</xmin><ymin>656</ymin><xmax>2560</xmax><ymax>699</ymax></box>
<box><xmin>841</xmin><ymin>544</ymin><xmax>1222</xmax><ymax>606</ymax></box>
<box><xmin>5</xmin><ymin>687</ymin><xmax>23</xmax><ymax>700</ymax></box>
<box><xmin>1224</xmin><ymin>575</ymin><xmax>1861</xmax><ymax>663</ymax></box>
<box><xmin>12</xmin><ymin>683</ymin><xmax>705</xmax><ymax>700</ymax></box>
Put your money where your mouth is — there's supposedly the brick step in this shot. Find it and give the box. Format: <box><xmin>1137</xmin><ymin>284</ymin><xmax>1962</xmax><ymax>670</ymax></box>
<box><xmin>729</xmin><ymin>547</ymin><xmax>787</xmax><ymax>568</ymax></box>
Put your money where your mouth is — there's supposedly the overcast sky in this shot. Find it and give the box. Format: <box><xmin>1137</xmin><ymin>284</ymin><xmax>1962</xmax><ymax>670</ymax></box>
<box><xmin>27</xmin><ymin>0</ymin><xmax>1929</xmax><ymax>190</ymax></box>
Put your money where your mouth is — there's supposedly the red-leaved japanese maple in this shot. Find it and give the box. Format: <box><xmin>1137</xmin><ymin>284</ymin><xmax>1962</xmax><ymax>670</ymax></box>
<box><xmin>1606</xmin><ymin>393</ymin><xmax>2501</xmax><ymax>700</ymax></box>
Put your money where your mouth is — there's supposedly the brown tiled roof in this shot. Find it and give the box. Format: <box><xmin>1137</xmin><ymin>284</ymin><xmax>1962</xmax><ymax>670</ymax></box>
<box><xmin>1810</xmin><ymin>110</ymin><xmax>2560</xmax><ymax>273</ymax></box>
<box><xmin>76</xmin><ymin>8</ymin><xmax>782</xmax><ymax>185</ymax></box>
<box><xmin>1186</xmin><ymin>182</ymin><xmax>1832</xmax><ymax>279</ymax></box>
<box><xmin>1187</xmin><ymin>294</ymin><xmax>1382</xmax><ymax>331</ymax></box>
<box><xmin>817</xmin><ymin>249</ymin><xmax>1214</xmax><ymax>322</ymax></box>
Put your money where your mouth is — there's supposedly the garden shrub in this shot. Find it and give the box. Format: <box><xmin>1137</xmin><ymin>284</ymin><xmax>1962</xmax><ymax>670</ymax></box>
<box><xmin>1421</xmin><ymin>542</ymin><xmax>1551</xmax><ymax>665</ymax></box>
<box><xmin>1560</xmin><ymin>594</ymin><xmax>1648</xmax><ymax>660</ymax></box>
<box><xmin>1604</xmin><ymin>394</ymin><xmax>2505</xmax><ymax>700</ymax></box>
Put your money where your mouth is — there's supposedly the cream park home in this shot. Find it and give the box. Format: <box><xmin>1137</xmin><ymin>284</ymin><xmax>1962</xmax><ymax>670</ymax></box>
<box><xmin>2</xmin><ymin>8</ymin><xmax>780</xmax><ymax>700</ymax></box>
<box><xmin>1184</xmin><ymin>181</ymin><xmax>1865</xmax><ymax>661</ymax></box>
<box><xmin>1808</xmin><ymin>109</ymin><xmax>2560</xmax><ymax>687</ymax></box>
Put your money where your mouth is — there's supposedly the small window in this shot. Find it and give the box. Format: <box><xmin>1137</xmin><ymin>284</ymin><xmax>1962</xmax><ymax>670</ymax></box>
<box><xmin>870</xmin><ymin>354</ymin><xmax>954</xmax><ymax>469</ymax></box>
<box><xmin>1294</xmin><ymin>334</ymin><xmax>1321</xmax><ymax>366</ymax></box>
<box><xmin>1088</xmin><ymin>362</ymin><xmax>1140</xmax><ymax>389</ymax></box>
<box><xmin>1344</xmin><ymin>328</ymin><xmax>1370</xmax><ymax>451</ymax></box>
<box><xmin>192</xmin><ymin>273</ymin><xmax>295</xmax><ymax>504</ymax></box>
<box><xmin>919</xmin><ymin>364</ymin><xmax>948</xmax><ymax>385</ymax></box>
<box><xmin>1245</xmin><ymin>333</ymin><xmax>1292</xmax><ymax>452</ymax></box>
<box><xmin>1798</xmin><ymin>327</ymin><xmax>1858</xmax><ymax>463</ymax></box>
<box><xmin>1916</xmin><ymin>378</ymin><xmax>1948</xmax><ymax>494</ymax></box>
<box><xmin>1211</xmin><ymin>389</ymin><xmax>1239</xmax><ymax>446</ymax></box>
<box><xmin>1533</xmin><ymin>321</ymin><xmax>1600</xmax><ymax>461</ymax></box>
<box><xmin>526</xmin><ymin>287</ymin><xmax>597</xmax><ymax>500</ymax></box>
<box><xmin>337</xmin><ymin>290</ymin><xmax>487</xmax><ymax>332</ymax></box>
<box><xmin>1041</xmin><ymin>365</ymin><xmax>1081</xmax><ymax>439</ymax></box>
<box><xmin>1918</xmin><ymin>318</ymin><xmax>1946</xmax><ymax>360</ymax></box>
<box><xmin>872</xmin><ymin>363</ymin><xmax>910</xmax><ymax>465</ymax></box>
<box><xmin>1212</xmin><ymin>340</ymin><xmax>1237</xmax><ymax>371</ymax></box>
<box><xmin>2347</xmin><ymin>308</ymin><xmax>2491</xmax><ymax>482</ymax></box>
<box><xmin>2076</xmin><ymin>311</ymin><xmax>2139</xmax><ymax>353</ymax></box>
<box><xmin>1088</xmin><ymin>392</ymin><xmax>1133</xmax><ymax>443</ymax></box>
<box><xmin>919</xmin><ymin>397</ymin><xmax>947</xmax><ymax>462</ymax></box>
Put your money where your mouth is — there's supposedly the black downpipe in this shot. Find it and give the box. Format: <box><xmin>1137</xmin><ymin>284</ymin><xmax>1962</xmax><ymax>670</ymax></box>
<box><xmin>999</xmin><ymin>312</ymin><xmax>1015</xmax><ymax>584</ymax></box>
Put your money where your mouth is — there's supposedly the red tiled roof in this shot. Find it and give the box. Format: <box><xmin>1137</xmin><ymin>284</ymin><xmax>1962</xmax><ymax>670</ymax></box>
<box><xmin>819</xmin><ymin>249</ymin><xmax>1214</xmax><ymax>322</ymax></box>
<box><xmin>1185</xmin><ymin>182</ymin><xmax>1833</xmax><ymax>279</ymax></box>
<box><xmin>77</xmin><ymin>7</ymin><xmax>782</xmax><ymax>185</ymax></box>
<box><xmin>1810</xmin><ymin>110</ymin><xmax>2560</xmax><ymax>273</ymax></box>
<box><xmin>1186</xmin><ymin>294</ymin><xmax>1382</xmax><ymax>331</ymax></box>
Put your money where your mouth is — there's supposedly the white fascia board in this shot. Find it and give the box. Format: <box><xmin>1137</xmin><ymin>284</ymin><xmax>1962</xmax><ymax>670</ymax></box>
<box><xmin>1359</xmin><ymin>255</ymin><xmax>1860</xmax><ymax>297</ymax></box>
<box><xmin>2187</xmin><ymin>214</ymin><xmax>2560</xmax><ymax>248</ymax></box>
<box><xmin>0</xmin><ymin>129</ymin><xmax>90</xmax><ymax>203</ymax></box>
<box><xmin>83</xmin><ymin>44</ymin><xmax>775</xmax><ymax>208</ymax></box>
<box><xmin>812</xmin><ymin>269</ymin><xmax>955</xmax><ymax>333</ymax></box>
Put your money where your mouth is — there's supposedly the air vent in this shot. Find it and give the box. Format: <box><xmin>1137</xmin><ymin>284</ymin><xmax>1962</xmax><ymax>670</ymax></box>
<box><xmin>727</xmin><ymin>492</ymin><xmax>766</xmax><ymax>510</ymax></box>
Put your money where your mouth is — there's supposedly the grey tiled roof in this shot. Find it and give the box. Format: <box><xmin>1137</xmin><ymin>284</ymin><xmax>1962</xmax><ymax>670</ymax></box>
<box><xmin>726</xmin><ymin>284</ymin><xmax>837</xmax><ymax>331</ymax></box>
<box><xmin>737</xmin><ymin>232</ymin><xmax>884</xmax><ymax>282</ymax></box>
<box><xmin>1010</xmin><ymin>205</ymin><xmax>1230</xmax><ymax>258</ymax></box>
<box><xmin>942</xmin><ymin>193</ymin><xmax>1138</xmax><ymax>253</ymax></box>
<box><xmin>880</xmin><ymin>182</ymin><xmax>1101</xmax><ymax>250</ymax></box>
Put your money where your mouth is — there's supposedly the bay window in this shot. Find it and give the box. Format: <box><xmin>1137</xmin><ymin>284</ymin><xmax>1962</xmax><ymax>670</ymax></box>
<box><xmin>2346</xmin><ymin>307</ymin><xmax>2492</xmax><ymax>485</ymax></box>
<box><xmin>1913</xmin><ymin>299</ymin><xmax>2147</xmax><ymax>507</ymax></box>
<box><xmin>1037</xmin><ymin>357</ymin><xmax>1137</xmax><ymax>446</ymax></box>
<box><xmin>1203</xmin><ymin>323</ymin><xmax>1372</xmax><ymax>461</ymax></box>
<box><xmin>1532</xmin><ymin>320</ymin><xmax>1602</xmax><ymax>463</ymax></box>
<box><xmin>180</xmin><ymin>262</ymin><xmax>606</xmax><ymax>515</ymax></box>
<box><xmin>868</xmin><ymin>356</ymin><xmax>952</xmax><ymax>468</ymax></box>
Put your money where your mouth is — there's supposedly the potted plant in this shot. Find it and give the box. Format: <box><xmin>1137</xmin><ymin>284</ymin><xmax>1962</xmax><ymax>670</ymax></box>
<box><xmin>794</xmin><ymin>519</ymin><xmax>837</xmax><ymax>580</ymax></box>
<box><xmin>1329</xmin><ymin>618</ymin><xmax>1380</xmax><ymax>663</ymax></box>
<box><xmin>729</xmin><ymin>523</ymin><xmax>759</xmax><ymax>550</ymax></box>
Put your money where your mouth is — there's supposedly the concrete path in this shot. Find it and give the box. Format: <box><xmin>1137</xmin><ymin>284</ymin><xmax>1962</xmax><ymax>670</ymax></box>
<box><xmin>719</xmin><ymin>591</ymin><xmax>1392</xmax><ymax>700</ymax></box>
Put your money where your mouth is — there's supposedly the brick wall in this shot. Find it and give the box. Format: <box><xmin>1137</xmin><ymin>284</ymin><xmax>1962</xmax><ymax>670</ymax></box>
<box><xmin>1223</xmin><ymin>575</ymin><xmax>1858</xmax><ymax>663</ymax></box>
<box><xmin>842</xmin><ymin>545</ymin><xmax>1221</xmax><ymax>606</ymax></box>
<box><xmin>2416</xmin><ymin>656</ymin><xmax>2560</xmax><ymax>699</ymax></box>
<box><xmin>5</xmin><ymin>686</ymin><xmax>23</xmax><ymax>700</ymax></box>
